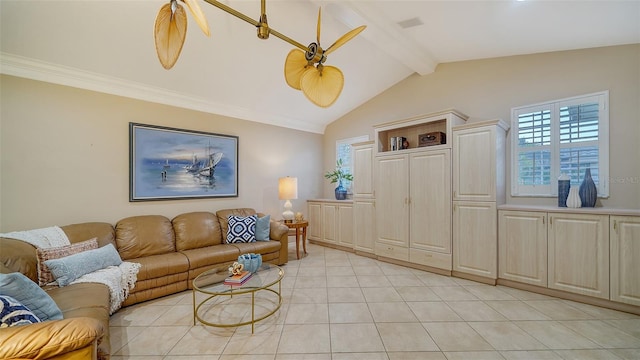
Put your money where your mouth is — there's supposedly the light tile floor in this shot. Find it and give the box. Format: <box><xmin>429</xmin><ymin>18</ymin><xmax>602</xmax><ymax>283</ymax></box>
<box><xmin>110</xmin><ymin>243</ymin><xmax>640</xmax><ymax>360</ymax></box>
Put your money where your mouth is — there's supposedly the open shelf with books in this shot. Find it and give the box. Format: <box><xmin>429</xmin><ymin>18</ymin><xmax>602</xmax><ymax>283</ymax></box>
<box><xmin>374</xmin><ymin>109</ymin><xmax>468</xmax><ymax>154</ymax></box>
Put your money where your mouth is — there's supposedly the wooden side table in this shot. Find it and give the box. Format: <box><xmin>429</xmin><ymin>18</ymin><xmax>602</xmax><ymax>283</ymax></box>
<box><xmin>281</xmin><ymin>220</ymin><xmax>308</xmax><ymax>260</ymax></box>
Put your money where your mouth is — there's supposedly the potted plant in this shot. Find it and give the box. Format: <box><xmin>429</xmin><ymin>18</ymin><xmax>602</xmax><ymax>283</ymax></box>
<box><xmin>324</xmin><ymin>159</ymin><xmax>353</xmax><ymax>200</ymax></box>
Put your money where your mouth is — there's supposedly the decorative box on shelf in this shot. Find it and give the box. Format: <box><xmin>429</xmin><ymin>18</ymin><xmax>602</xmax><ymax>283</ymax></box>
<box><xmin>418</xmin><ymin>132</ymin><xmax>446</xmax><ymax>147</ymax></box>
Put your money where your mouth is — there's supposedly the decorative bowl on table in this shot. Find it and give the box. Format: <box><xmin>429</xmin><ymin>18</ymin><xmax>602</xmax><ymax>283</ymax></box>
<box><xmin>238</xmin><ymin>253</ymin><xmax>262</xmax><ymax>273</ymax></box>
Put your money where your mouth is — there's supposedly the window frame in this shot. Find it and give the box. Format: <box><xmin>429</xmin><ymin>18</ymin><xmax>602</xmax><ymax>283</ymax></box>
<box><xmin>336</xmin><ymin>135</ymin><xmax>369</xmax><ymax>190</ymax></box>
<box><xmin>511</xmin><ymin>91</ymin><xmax>609</xmax><ymax>198</ymax></box>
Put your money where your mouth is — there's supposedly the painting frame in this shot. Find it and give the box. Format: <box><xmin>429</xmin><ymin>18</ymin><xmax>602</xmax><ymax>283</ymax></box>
<box><xmin>129</xmin><ymin>123</ymin><xmax>239</xmax><ymax>201</ymax></box>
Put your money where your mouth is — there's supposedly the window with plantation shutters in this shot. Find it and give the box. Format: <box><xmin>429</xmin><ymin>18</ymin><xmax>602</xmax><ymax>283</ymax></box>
<box><xmin>511</xmin><ymin>91</ymin><xmax>609</xmax><ymax>197</ymax></box>
<box><xmin>336</xmin><ymin>135</ymin><xmax>369</xmax><ymax>190</ymax></box>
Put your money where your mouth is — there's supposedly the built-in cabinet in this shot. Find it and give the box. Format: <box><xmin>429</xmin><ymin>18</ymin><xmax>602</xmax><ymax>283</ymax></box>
<box><xmin>374</xmin><ymin>110</ymin><xmax>466</xmax><ymax>271</ymax></box>
<box><xmin>352</xmin><ymin>141</ymin><xmax>376</xmax><ymax>254</ymax></box>
<box><xmin>408</xmin><ymin>150</ymin><xmax>452</xmax><ymax>270</ymax></box>
<box><xmin>307</xmin><ymin>200</ymin><xmax>353</xmax><ymax>249</ymax></box>
<box><xmin>548</xmin><ymin>213</ymin><xmax>609</xmax><ymax>299</ymax></box>
<box><xmin>452</xmin><ymin>120</ymin><xmax>508</xmax><ymax>282</ymax></box>
<box><xmin>308</xmin><ymin>108</ymin><xmax>640</xmax><ymax>314</ymax></box>
<box><xmin>610</xmin><ymin>216</ymin><xmax>640</xmax><ymax>306</ymax></box>
<box><xmin>499</xmin><ymin>208</ymin><xmax>640</xmax><ymax>306</ymax></box>
<box><xmin>453</xmin><ymin>201</ymin><xmax>497</xmax><ymax>280</ymax></box>
<box><xmin>498</xmin><ymin>211</ymin><xmax>548</xmax><ymax>287</ymax></box>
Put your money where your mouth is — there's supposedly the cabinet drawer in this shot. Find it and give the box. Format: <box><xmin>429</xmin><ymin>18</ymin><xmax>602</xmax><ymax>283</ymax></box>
<box><xmin>410</xmin><ymin>248</ymin><xmax>452</xmax><ymax>271</ymax></box>
<box><xmin>375</xmin><ymin>242</ymin><xmax>409</xmax><ymax>261</ymax></box>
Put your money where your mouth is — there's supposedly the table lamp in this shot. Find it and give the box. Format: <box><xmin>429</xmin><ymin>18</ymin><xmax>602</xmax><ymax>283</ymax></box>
<box><xmin>278</xmin><ymin>176</ymin><xmax>298</xmax><ymax>223</ymax></box>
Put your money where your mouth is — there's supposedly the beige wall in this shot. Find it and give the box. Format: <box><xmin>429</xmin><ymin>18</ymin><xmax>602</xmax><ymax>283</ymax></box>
<box><xmin>0</xmin><ymin>75</ymin><xmax>323</xmax><ymax>232</ymax></box>
<box><xmin>324</xmin><ymin>44</ymin><xmax>640</xmax><ymax>209</ymax></box>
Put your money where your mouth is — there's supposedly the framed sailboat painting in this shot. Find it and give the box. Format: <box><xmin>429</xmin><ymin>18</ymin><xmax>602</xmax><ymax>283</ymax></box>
<box><xmin>129</xmin><ymin>123</ymin><xmax>238</xmax><ymax>201</ymax></box>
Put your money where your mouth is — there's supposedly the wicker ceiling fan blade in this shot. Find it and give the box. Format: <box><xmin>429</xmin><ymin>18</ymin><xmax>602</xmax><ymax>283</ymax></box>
<box><xmin>183</xmin><ymin>0</ymin><xmax>210</xmax><ymax>36</ymax></box>
<box><xmin>325</xmin><ymin>25</ymin><xmax>366</xmax><ymax>56</ymax></box>
<box><xmin>154</xmin><ymin>2</ymin><xmax>188</xmax><ymax>70</ymax></box>
<box><xmin>284</xmin><ymin>49</ymin><xmax>311</xmax><ymax>90</ymax></box>
<box><xmin>300</xmin><ymin>66</ymin><xmax>344</xmax><ymax>108</ymax></box>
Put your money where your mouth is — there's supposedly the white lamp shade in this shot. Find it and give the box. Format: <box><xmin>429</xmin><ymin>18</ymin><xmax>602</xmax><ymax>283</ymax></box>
<box><xmin>278</xmin><ymin>177</ymin><xmax>298</xmax><ymax>200</ymax></box>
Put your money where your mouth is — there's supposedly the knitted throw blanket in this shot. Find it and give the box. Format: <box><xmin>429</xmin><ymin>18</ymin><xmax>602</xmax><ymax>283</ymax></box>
<box><xmin>72</xmin><ymin>262</ymin><xmax>141</xmax><ymax>315</ymax></box>
<box><xmin>1</xmin><ymin>226</ymin><xmax>140</xmax><ymax>314</ymax></box>
<box><xmin>0</xmin><ymin>226</ymin><xmax>70</xmax><ymax>249</ymax></box>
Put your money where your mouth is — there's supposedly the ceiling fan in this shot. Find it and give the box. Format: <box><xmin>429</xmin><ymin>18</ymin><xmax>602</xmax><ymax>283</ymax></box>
<box><xmin>154</xmin><ymin>0</ymin><xmax>366</xmax><ymax>108</ymax></box>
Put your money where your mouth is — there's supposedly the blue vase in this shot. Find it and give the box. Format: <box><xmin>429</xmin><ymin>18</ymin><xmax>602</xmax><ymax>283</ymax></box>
<box><xmin>558</xmin><ymin>174</ymin><xmax>570</xmax><ymax>207</ymax></box>
<box><xmin>335</xmin><ymin>180</ymin><xmax>347</xmax><ymax>200</ymax></box>
<box><xmin>579</xmin><ymin>168</ymin><xmax>597</xmax><ymax>207</ymax></box>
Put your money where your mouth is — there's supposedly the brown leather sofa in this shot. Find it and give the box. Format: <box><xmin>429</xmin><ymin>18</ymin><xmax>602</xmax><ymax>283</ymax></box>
<box><xmin>0</xmin><ymin>208</ymin><xmax>289</xmax><ymax>360</ymax></box>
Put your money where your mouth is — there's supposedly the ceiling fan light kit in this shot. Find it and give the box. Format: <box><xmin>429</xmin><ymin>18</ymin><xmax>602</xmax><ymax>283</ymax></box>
<box><xmin>153</xmin><ymin>0</ymin><xmax>366</xmax><ymax>107</ymax></box>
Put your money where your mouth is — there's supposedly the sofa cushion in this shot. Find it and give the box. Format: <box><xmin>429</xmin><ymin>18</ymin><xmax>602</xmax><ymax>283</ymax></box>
<box><xmin>173</xmin><ymin>212</ymin><xmax>222</xmax><ymax>250</ymax></box>
<box><xmin>45</xmin><ymin>244</ymin><xmax>123</xmax><ymax>287</ymax></box>
<box><xmin>0</xmin><ymin>272</ymin><xmax>63</xmax><ymax>321</ymax></box>
<box><xmin>255</xmin><ymin>215</ymin><xmax>271</xmax><ymax>241</ymax></box>
<box><xmin>36</xmin><ymin>238</ymin><xmax>98</xmax><ymax>286</ymax></box>
<box><xmin>231</xmin><ymin>240</ymin><xmax>281</xmax><ymax>257</ymax></box>
<box><xmin>0</xmin><ymin>295</ymin><xmax>41</xmax><ymax>327</ymax></box>
<box><xmin>216</xmin><ymin>208</ymin><xmax>257</xmax><ymax>238</ymax></box>
<box><xmin>115</xmin><ymin>215</ymin><xmax>175</xmax><ymax>260</ymax></box>
<box><xmin>180</xmin><ymin>244</ymin><xmax>240</xmax><ymax>270</ymax></box>
<box><xmin>130</xmin><ymin>252</ymin><xmax>190</xmax><ymax>281</ymax></box>
<box><xmin>226</xmin><ymin>215</ymin><xmax>257</xmax><ymax>243</ymax></box>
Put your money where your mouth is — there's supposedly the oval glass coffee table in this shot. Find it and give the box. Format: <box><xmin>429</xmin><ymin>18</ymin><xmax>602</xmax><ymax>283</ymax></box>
<box><xmin>192</xmin><ymin>263</ymin><xmax>284</xmax><ymax>333</ymax></box>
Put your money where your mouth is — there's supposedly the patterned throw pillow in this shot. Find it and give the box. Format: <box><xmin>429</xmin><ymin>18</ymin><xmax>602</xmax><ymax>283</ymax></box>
<box><xmin>0</xmin><ymin>295</ymin><xmax>41</xmax><ymax>328</ymax></box>
<box><xmin>36</xmin><ymin>238</ymin><xmax>98</xmax><ymax>286</ymax></box>
<box><xmin>226</xmin><ymin>215</ymin><xmax>257</xmax><ymax>243</ymax></box>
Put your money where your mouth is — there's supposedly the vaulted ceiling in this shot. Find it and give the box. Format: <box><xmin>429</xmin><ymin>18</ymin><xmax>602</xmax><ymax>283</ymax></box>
<box><xmin>1</xmin><ymin>1</ymin><xmax>639</xmax><ymax>133</ymax></box>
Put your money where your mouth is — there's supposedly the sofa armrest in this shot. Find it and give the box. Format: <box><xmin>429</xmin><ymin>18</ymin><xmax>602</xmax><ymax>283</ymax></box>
<box><xmin>269</xmin><ymin>220</ymin><xmax>289</xmax><ymax>264</ymax></box>
<box><xmin>269</xmin><ymin>221</ymin><xmax>289</xmax><ymax>240</ymax></box>
<box><xmin>0</xmin><ymin>317</ymin><xmax>104</xmax><ymax>360</ymax></box>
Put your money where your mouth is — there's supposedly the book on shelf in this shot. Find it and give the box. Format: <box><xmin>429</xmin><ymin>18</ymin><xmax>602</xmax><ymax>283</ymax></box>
<box><xmin>224</xmin><ymin>270</ymin><xmax>252</xmax><ymax>285</ymax></box>
<box><xmin>390</xmin><ymin>137</ymin><xmax>396</xmax><ymax>151</ymax></box>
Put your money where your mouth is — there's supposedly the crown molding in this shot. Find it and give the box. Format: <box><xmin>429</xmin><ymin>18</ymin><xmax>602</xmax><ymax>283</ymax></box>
<box><xmin>0</xmin><ymin>52</ymin><xmax>324</xmax><ymax>134</ymax></box>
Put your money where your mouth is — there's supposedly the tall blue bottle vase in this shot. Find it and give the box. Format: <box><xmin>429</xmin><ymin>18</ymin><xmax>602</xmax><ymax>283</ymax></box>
<box><xmin>334</xmin><ymin>180</ymin><xmax>347</xmax><ymax>200</ymax></box>
<box><xmin>579</xmin><ymin>168</ymin><xmax>598</xmax><ymax>207</ymax></box>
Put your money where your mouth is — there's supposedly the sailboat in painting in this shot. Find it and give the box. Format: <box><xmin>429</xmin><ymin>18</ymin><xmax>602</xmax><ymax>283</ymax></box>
<box><xmin>185</xmin><ymin>154</ymin><xmax>201</xmax><ymax>173</ymax></box>
<box><xmin>199</xmin><ymin>152</ymin><xmax>223</xmax><ymax>178</ymax></box>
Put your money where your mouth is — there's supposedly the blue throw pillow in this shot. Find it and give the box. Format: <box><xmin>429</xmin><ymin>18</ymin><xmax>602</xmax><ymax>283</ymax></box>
<box><xmin>255</xmin><ymin>215</ymin><xmax>271</xmax><ymax>241</ymax></box>
<box><xmin>44</xmin><ymin>243</ymin><xmax>123</xmax><ymax>287</ymax></box>
<box><xmin>0</xmin><ymin>272</ymin><xmax>63</xmax><ymax>321</ymax></box>
<box><xmin>226</xmin><ymin>215</ymin><xmax>257</xmax><ymax>243</ymax></box>
<box><xmin>0</xmin><ymin>295</ymin><xmax>41</xmax><ymax>327</ymax></box>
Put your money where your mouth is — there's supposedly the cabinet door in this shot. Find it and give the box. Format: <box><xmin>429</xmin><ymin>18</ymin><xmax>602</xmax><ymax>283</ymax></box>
<box><xmin>322</xmin><ymin>204</ymin><xmax>338</xmax><ymax>244</ymax></box>
<box><xmin>610</xmin><ymin>216</ymin><xmax>640</xmax><ymax>306</ymax></box>
<box><xmin>307</xmin><ymin>202</ymin><xmax>322</xmax><ymax>241</ymax></box>
<box><xmin>548</xmin><ymin>213</ymin><xmax>609</xmax><ymax>299</ymax></box>
<box><xmin>453</xmin><ymin>201</ymin><xmax>497</xmax><ymax>279</ymax></box>
<box><xmin>453</xmin><ymin>126</ymin><xmax>496</xmax><ymax>201</ymax></box>
<box><xmin>338</xmin><ymin>204</ymin><xmax>354</xmax><ymax>247</ymax></box>
<box><xmin>498</xmin><ymin>210</ymin><xmax>547</xmax><ymax>287</ymax></box>
<box><xmin>410</xmin><ymin>150</ymin><xmax>452</xmax><ymax>255</ymax></box>
<box><xmin>353</xmin><ymin>143</ymin><xmax>374</xmax><ymax>198</ymax></box>
<box><xmin>354</xmin><ymin>199</ymin><xmax>375</xmax><ymax>253</ymax></box>
<box><xmin>375</xmin><ymin>154</ymin><xmax>409</xmax><ymax>247</ymax></box>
